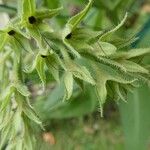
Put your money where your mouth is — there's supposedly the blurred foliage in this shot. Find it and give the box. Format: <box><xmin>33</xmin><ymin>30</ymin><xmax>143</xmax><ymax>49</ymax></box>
<box><xmin>38</xmin><ymin>115</ymin><xmax>124</xmax><ymax>150</ymax></box>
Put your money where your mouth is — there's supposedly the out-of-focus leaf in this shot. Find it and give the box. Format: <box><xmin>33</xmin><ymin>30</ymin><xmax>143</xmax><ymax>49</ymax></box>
<box><xmin>0</xmin><ymin>86</ymin><xmax>14</xmax><ymax>112</ymax></box>
<box><xmin>100</xmin><ymin>13</ymin><xmax>128</xmax><ymax>40</ymax></box>
<box><xmin>23</xmin><ymin>106</ymin><xmax>42</xmax><ymax>126</ymax></box>
<box><xmin>67</xmin><ymin>0</ymin><xmax>93</xmax><ymax>31</ymax></box>
<box><xmin>14</xmin><ymin>83</ymin><xmax>30</xmax><ymax>97</ymax></box>
<box><xmin>35</xmin><ymin>85</ymin><xmax>97</xmax><ymax>120</ymax></box>
<box><xmin>63</xmin><ymin>71</ymin><xmax>73</xmax><ymax>100</ymax></box>
<box><xmin>0</xmin><ymin>32</ymin><xmax>8</xmax><ymax>52</ymax></box>
<box><xmin>111</xmin><ymin>48</ymin><xmax>150</xmax><ymax>60</ymax></box>
<box><xmin>36</xmin><ymin>55</ymin><xmax>46</xmax><ymax>86</ymax></box>
<box><xmin>35</xmin><ymin>7</ymin><xmax>63</xmax><ymax>20</ymax></box>
<box><xmin>119</xmin><ymin>85</ymin><xmax>150</xmax><ymax>150</ymax></box>
<box><xmin>120</xmin><ymin>60</ymin><xmax>149</xmax><ymax>74</ymax></box>
<box><xmin>20</xmin><ymin>0</ymin><xmax>36</xmax><ymax>19</ymax></box>
<box><xmin>45</xmin><ymin>54</ymin><xmax>60</xmax><ymax>82</ymax></box>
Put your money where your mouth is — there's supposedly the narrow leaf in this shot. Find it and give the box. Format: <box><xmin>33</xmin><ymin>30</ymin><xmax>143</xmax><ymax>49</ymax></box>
<box><xmin>100</xmin><ymin>13</ymin><xmax>128</xmax><ymax>40</ymax></box>
<box><xmin>67</xmin><ymin>0</ymin><xmax>93</xmax><ymax>31</ymax></box>
<box><xmin>0</xmin><ymin>33</ymin><xmax>8</xmax><ymax>52</ymax></box>
<box><xmin>63</xmin><ymin>71</ymin><xmax>73</xmax><ymax>100</ymax></box>
<box><xmin>35</xmin><ymin>7</ymin><xmax>63</xmax><ymax>20</ymax></box>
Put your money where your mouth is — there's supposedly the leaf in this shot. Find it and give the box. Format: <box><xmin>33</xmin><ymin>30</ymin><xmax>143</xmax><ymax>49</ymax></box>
<box><xmin>13</xmin><ymin>110</ymin><xmax>23</xmax><ymax>134</ymax></box>
<box><xmin>23</xmin><ymin>106</ymin><xmax>42</xmax><ymax>126</ymax></box>
<box><xmin>119</xmin><ymin>85</ymin><xmax>150</xmax><ymax>150</ymax></box>
<box><xmin>63</xmin><ymin>71</ymin><xmax>73</xmax><ymax>100</ymax></box>
<box><xmin>35</xmin><ymin>7</ymin><xmax>63</xmax><ymax>20</ymax></box>
<box><xmin>81</xmin><ymin>52</ymin><xmax>126</xmax><ymax>72</ymax></box>
<box><xmin>125</xmin><ymin>48</ymin><xmax>150</xmax><ymax>59</ymax></box>
<box><xmin>67</xmin><ymin>0</ymin><xmax>93</xmax><ymax>31</ymax></box>
<box><xmin>0</xmin><ymin>86</ymin><xmax>14</xmax><ymax>112</ymax></box>
<box><xmin>111</xmin><ymin>48</ymin><xmax>150</xmax><ymax>60</ymax></box>
<box><xmin>0</xmin><ymin>109</ymin><xmax>13</xmax><ymax>130</ymax></box>
<box><xmin>73</xmin><ymin>66</ymin><xmax>95</xmax><ymax>85</ymax></box>
<box><xmin>34</xmin><ymin>85</ymin><xmax>97</xmax><ymax>119</ymax></box>
<box><xmin>66</xmin><ymin>61</ymin><xmax>95</xmax><ymax>85</ymax></box>
<box><xmin>121</xmin><ymin>60</ymin><xmax>149</xmax><ymax>74</ymax></box>
<box><xmin>21</xmin><ymin>0</ymin><xmax>36</xmax><ymax>19</ymax></box>
<box><xmin>100</xmin><ymin>13</ymin><xmax>128</xmax><ymax>40</ymax></box>
<box><xmin>38</xmin><ymin>23</ymin><xmax>53</xmax><ymax>33</ymax></box>
<box><xmin>114</xmin><ymin>83</ymin><xmax>127</xmax><ymax>102</ymax></box>
<box><xmin>71</xmin><ymin>28</ymin><xmax>101</xmax><ymax>42</ymax></box>
<box><xmin>94</xmin><ymin>65</ymin><xmax>108</xmax><ymax>116</ymax></box>
<box><xmin>95</xmin><ymin>79</ymin><xmax>107</xmax><ymax>105</ymax></box>
<box><xmin>45</xmin><ymin>54</ymin><xmax>60</xmax><ymax>82</ymax></box>
<box><xmin>0</xmin><ymin>125</ymin><xmax>11</xmax><ymax>148</ymax></box>
<box><xmin>95</xmin><ymin>41</ymin><xmax>117</xmax><ymax>56</ymax></box>
<box><xmin>0</xmin><ymin>49</ymin><xmax>12</xmax><ymax>65</ymax></box>
<box><xmin>14</xmin><ymin>83</ymin><xmax>30</xmax><ymax>97</ymax></box>
<box><xmin>36</xmin><ymin>55</ymin><xmax>46</xmax><ymax>86</ymax></box>
<box><xmin>93</xmin><ymin>63</ymin><xmax>136</xmax><ymax>115</ymax></box>
<box><xmin>0</xmin><ymin>33</ymin><xmax>8</xmax><ymax>52</ymax></box>
<box><xmin>63</xmin><ymin>39</ymin><xmax>81</xmax><ymax>58</ymax></box>
<box><xmin>15</xmin><ymin>34</ymin><xmax>33</xmax><ymax>54</ymax></box>
<box><xmin>62</xmin><ymin>0</ymin><xmax>95</xmax><ymax>58</ymax></box>
<box><xmin>27</xmin><ymin>27</ymin><xmax>43</xmax><ymax>49</ymax></box>
<box><xmin>11</xmin><ymin>38</ymin><xmax>22</xmax><ymax>61</ymax></box>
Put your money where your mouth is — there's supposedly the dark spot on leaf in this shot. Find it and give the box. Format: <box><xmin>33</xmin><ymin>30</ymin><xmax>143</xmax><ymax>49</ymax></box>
<box><xmin>65</xmin><ymin>33</ymin><xmax>72</xmax><ymax>39</ymax></box>
<box><xmin>41</xmin><ymin>55</ymin><xmax>47</xmax><ymax>58</ymax></box>
<box><xmin>28</xmin><ymin>16</ymin><xmax>37</xmax><ymax>24</ymax></box>
<box><xmin>7</xmin><ymin>30</ymin><xmax>15</xmax><ymax>36</ymax></box>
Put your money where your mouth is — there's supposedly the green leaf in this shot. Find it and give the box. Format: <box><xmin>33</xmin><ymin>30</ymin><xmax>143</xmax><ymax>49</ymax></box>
<box><xmin>121</xmin><ymin>60</ymin><xmax>149</xmax><ymax>74</ymax></box>
<box><xmin>119</xmin><ymin>85</ymin><xmax>150</xmax><ymax>150</ymax></box>
<box><xmin>45</xmin><ymin>54</ymin><xmax>60</xmax><ymax>82</ymax></box>
<box><xmin>23</xmin><ymin>106</ymin><xmax>42</xmax><ymax>126</ymax></box>
<box><xmin>111</xmin><ymin>48</ymin><xmax>150</xmax><ymax>60</ymax></box>
<box><xmin>14</xmin><ymin>83</ymin><xmax>30</xmax><ymax>97</ymax></box>
<box><xmin>0</xmin><ymin>86</ymin><xmax>14</xmax><ymax>112</ymax></box>
<box><xmin>81</xmin><ymin>52</ymin><xmax>126</xmax><ymax>72</ymax></box>
<box><xmin>95</xmin><ymin>78</ymin><xmax>107</xmax><ymax>104</ymax></box>
<box><xmin>27</xmin><ymin>27</ymin><xmax>43</xmax><ymax>49</ymax></box>
<box><xmin>38</xmin><ymin>23</ymin><xmax>53</xmax><ymax>33</ymax></box>
<box><xmin>73</xmin><ymin>66</ymin><xmax>95</xmax><ymax>85</ymax></box>
<box><xmin>0</xmin><ymin>33</ymin><xmax>8</xmax><ymax>52</ymax></box>
<box><xmin>125</xmin><ymin>48</ymin><xmax>150</xmax><ymax>59</ymax></box>
<box><xmin>63</xmin><ymin>39</ymin><xmax>81</xmax><ymax>58</ymax></box>
<box><xmin>66</xmin><ymin>61</ymin><xmax>95</xmax><ymax>85</ymax></box>
<box><xmin>21</xmin><ymin>0</ymin><xmax>36</xmax><ymax>19</ymax></box>
<box><xmin>62</xmin><ymin>0</ymin><xmax>95</xmax><ymax>58</ymax></box>
<box><xmin>35</xmin><ymin>85</ymin><xmax>97</xmax><ymax>119</ymax></box>
<box><xmin>63</xmin><ymin>71</ymin><xmax>73</xmax><ymax>100</ymax></box>
<box><xmin>35</xmin><ymin>7</ymin><xmax>63</xmax><ymax>20</ymax></box>
<box><xmin>100</xmin><ymin>13</ymin><xmax>128</xmax><ymax>40</ymax></box>
<box><xmin>0</xmin><ymin>49</ymin><xmax>12</xmax><ymax>65</ymax></box>
<box><xmin>114</xmin><ymin>83</ymin><xmax>127</xmax><ymax>102</ymax></box>
<box><xmin>11</xmin><ymin>38</ymin><xmax>22</xmax><ymax>61</ymax></box>
<box><xmin>15</xmin><ymin>34</ymin><xmax>33</xmax><ymax>54</ymax></box>
<box><xmin>67</xmin><ymin>0</ymin><xmax>93</xmax><ymax>31</ymax></box>
<box><xmin>0</xmin><ymin>124</ymin><xmax>11</xmax><ymax>148</ymax></box>
<box><xmin>36</xmin><ymin>55</ymin><xmax>46</xmax><ymax>86</ymax></box>
<box><xmin>94</xmin><ymin>41</ymin><xmax>117</xmax><ymax>56</ymax></box>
